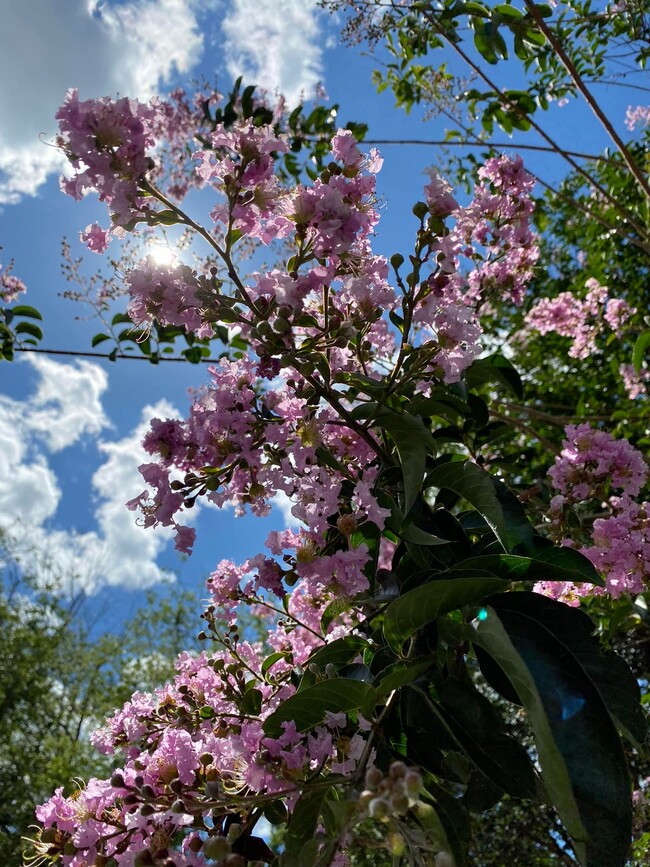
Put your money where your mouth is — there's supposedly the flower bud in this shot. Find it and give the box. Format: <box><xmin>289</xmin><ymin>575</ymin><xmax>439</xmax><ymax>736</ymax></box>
<box><xmin>226</xmin><ymin>823</ymin><xmax>243</xmax><ymax>844</ymax></box>
<box><xmin>369</xmin><ymin>797</ymin><xmax>391</xmax><ymax>821</ymax></box>
<box><xmin>365</xmin><ymin>766</ymin><xmax>384</xmax><ymax>789</ymax></box>
<box><xmin>404</xmin><ymin>770</ymin><xmax>423</xmax><ymax>798</ymax></box>
<box><xmin>171</xmin><ymin>799</ymin><xmax>187</xmax><ymax>814</ymax></box>
<box><xmin>389</xmin><ymin>832</ymin><xmax>406</xmax><ymax>856</ymax></box>
<box><xmin>389</xmin><ymin>760</ymin><xmax>407</xmax><ymax>779</ymax></box>
<box><xmin>202</xmin><ymin>835</ymin><xmax>231</xmax><ymax>860</ymax></box>
<box><xmin>110</xmin><ymin>772</ymin><xmax>126</xmax><ymax>788</ymax></box>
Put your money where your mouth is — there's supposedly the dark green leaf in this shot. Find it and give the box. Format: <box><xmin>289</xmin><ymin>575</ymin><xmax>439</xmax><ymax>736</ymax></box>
<box><xmin>383</xmin><ymin>575</ymin><xmax>509</xmax><ymax>652</ymax></box>
<box><xmin>454</xmin><ymin>548</ymin><xmax>603</xmax><ymax>586</ymax></box>
<box><xmin>91</xmin><ymin>333</ymin><xmax>111</xmax><ymax>348</ymax></box>
<box><xmin>487</xmin><ymin>592</ymin><xmax>646</xmax><ymax>746</ymax></box>
<box><xmin>374</xmin><ymin>409</ymin><xmax>437</xmax><ymax>515</ymax></box>
<box><xmin>15</xmin><ymin>322</ymin><xmax>43</xmax><ymax>340</ymax></box>
<box><xmin>426</xmin><ymin>460</ymin><xmax>534</xmax><ymax>554</ymax></box>
<box><xmin>474</xmin><ymin>607</ymin><xmax>632</xmax><ymax>866</ymax></box>
<box><xmin>263</xmin><ymin>679</ymin><xmax>374</xmax><ymax>737</ymax></box>
<box><xmin>9</xmin><ymin>305</ymin><xmax>43</xmax><ymax>320</ymax></box>
<box><xmin>281</xmin><ymin>785</ymin><xmax>330</xmax><ymax>866</ymax></box>
<box><xmin>466</xmin><ymin>352</ymin><xmax>524</xmax><ymax>399</ymax></box>
<box><xmin>632</xmin><ymin>330</ymin><xmax>650</xmax><ymax>373</ymax></box>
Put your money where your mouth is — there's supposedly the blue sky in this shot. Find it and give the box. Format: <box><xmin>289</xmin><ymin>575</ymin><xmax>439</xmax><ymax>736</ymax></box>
<box><xmin>0</xmin><ymin>0</ymin><xmax>635</xmax><ymax>628</ymax></box>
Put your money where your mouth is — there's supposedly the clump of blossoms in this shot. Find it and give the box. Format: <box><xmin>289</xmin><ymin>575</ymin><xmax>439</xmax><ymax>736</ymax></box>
<box><xmin>521</xmin><ymin>277</ymin><xmax>636</xmax><ymax>360</ymax></box>
<box><xmin>0</xmin><ymin>257</ymin><xmax>27</xmax><ymax>304</ymax></box>
<box><xmin>29</xmin><ymin>92</ymin><xmax>550</xmax><ymax>866</ymax></box>
<box><xmin>535</xmin><ymin>423</ymin><xmax>650</xmax><ymax>602</ymax></box>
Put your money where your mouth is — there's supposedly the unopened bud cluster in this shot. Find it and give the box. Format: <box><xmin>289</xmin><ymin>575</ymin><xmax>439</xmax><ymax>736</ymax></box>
<box><xmin>358</xmin><ymin>761</ymin><xmax>424</xmax><ymax>821</ymax></box>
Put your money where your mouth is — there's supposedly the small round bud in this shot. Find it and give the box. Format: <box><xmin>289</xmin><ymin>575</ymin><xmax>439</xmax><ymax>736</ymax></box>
<box><xmin>226</xmin><ymin>823</ymin><xmax>243</xmax><ymax>844</ymax></box>
<box><xmin>435</xmin><ymin>852</ymin><xmax>455</xmax><ymax>867</ymax></box>
<box><xmin>389</xmin><ymin>760</ymin><xmax>408</xmax><ymax>780</ymax></box>
<box><xmin>200</xmin><ymin>752</ymin><xmax>213</xmax><ymax>766</ymax></box>
<box><xmin>357</xmin><ymin>789</ymin><xmax>374</xmax><ymax>811</ymax></box>
<box><xmin>337</xmin><ymin>514</ymin><xmax>358</xmax><ymax>537</ymax></box>
<box><xmin>133</xmin><ymin>851</ymin><xmax>154</xmax><ymax>867</ymax></box>
<box><xmin>369</xmin><ymin>797</ymin><xmax>391</xmax><ymax>822</ymax></box>
<box><xmin>110</xmin><ymin>772</ymin><xmax>126</xmax><ymax>789</ymax></box>
<box><xmin>390</xmin><ymin>793</ymin><xmax>410</xmax><ymax>814</ymax></box>
<box><xmin>272</xmin><ymin>317</ymin><xmax>291</xmax><ymax>334</ymax></box>
<box><xmin>365</xmin><ymin>766</ymin><xmax>384</xmax><ymax>789</ymax></box>
<box><xmin>202</xmin><ymin>835</ymin><xmax>231</xmax><ymax>861</ymax></box>
<box><xmin>404</xmin><ymin>770</ymin><xmax>423</xmax><ymax>798</ymax></box>
<box><xmin>171</xmin><ymin>799</ymin><xmax>187</xmax><ymax>814</ymax></box>
<box><xmin>224</xmin><ymin>856</ymin><xmax>246</xmax><ymax>867</ymax></box>
<box><xmin>169</xmin><ymin>777</ymin><xmax>183</xmax><ymax>794</ymax></box>
<box><xmin>389</xmin><ymin>832</ymin><xmax>406</xmax><ymax>856</ymax></box>
<box><xmin>134</xmin><ymin>775</ymin><xmax>144</xmax><ymax>789</ymax></box>
<box><xmin>139</xmin><ymin>803</ymin><xmax>155</xmax><ymax>817</ymax></box>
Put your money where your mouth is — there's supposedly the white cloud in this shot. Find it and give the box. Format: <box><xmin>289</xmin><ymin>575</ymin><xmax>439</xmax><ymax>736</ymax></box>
<box><xmin>0</xmin><ymin>0</ymin><xmax>204</xmax><ymax>204</ymax></box>
<box><xmin>221</xmin><ymin>0</ymin><xmax>324</xmax><ymax>105</ymax></box>
<box><xmin>92</xmin><ymin>400</ymin><xmax>179</xmax><ymax>588</ymax></box>
<box><xmin>0</xmin><ymin>357</ymin><xmax>182</xmax><ymax>593</ymax></box>
<box><xmin>23</xmin><ymin>355</ymin><xmax>110</xmax><ymax>450</ymax></box>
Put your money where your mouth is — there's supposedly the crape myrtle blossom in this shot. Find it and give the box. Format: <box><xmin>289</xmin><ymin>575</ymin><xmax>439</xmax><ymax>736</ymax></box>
<box><xmin>0</xmin><ymin>257</ymin><xmax>27</xmax><ymax>304</ymax></box>
<box><xmin>34</xmin><ymin>98</ymin><xmax>546</xmax><ymax>865</ymax></box>
<box><xmin>522</xmin><ymin>277</ymin><xmax>636</xmax><ymax>360</ymax></box>
<box><xmin>535</xmin><ymin>424</ymin><xmax>650</xmax><ymax>602</ymax></box>
<box><xmin>625</xmin><ymin>104</ymin><xmax>650</xmax><ymax>131</ymax></box>
<box><xmin>56</xmin><ymin>89</ymin><xmax>163</xmax><ymax>230</ymax></box>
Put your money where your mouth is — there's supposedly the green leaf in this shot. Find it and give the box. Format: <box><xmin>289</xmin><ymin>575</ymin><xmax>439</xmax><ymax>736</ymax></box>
<box><xmin>436</xmin><ymin>678</ymin><xmax>539</xmax><ymax>798</ymax></box>
<box><xmin>425</xmin><ymin>460</ymin><xmax>534</xmax><ymax>554</ymax></box>
<box><xmin>632</xmin><ymin>330</ymin><xmax>650</xmax><ymax>373</ymax></box>
<box><xmin>15</xmin><ymin>321</ymin><xmax>43</xmax><ymax>340</ymax></box>
<box><xmin>374</xmin><ymin>409</ymin><xmax>437</xmax><ymax>516</ymax></box>
<box><xmin>383</xmin><ymin>576</ymin><xmax>509</xmax><ymax>652</ymax></box>
<box><xmin>9</xmin><ymin>305</ymin><xmax>43</xmax><ymax>320</ymax></box>
<box><xmin>466</xmin><ymin>352</ymin><xmax>524</xmax><ymax>399</ymax></box>
<box><xmin>454</xmin><ymin>548</ymin><xmax>604</xmax><ymax>586</ymax></box>
<box><xmin>263</xmin><ymin>679</ymin><xmax>374</xmax><ymax>737</ymax></box>
<box><xmin>487</xmin><ymin>592</ymin><xmax>646</xmax><ymax>746</ymax></box>
<box><xmin>303</xmin><ymin>636</ymin><xmax>369</xmax><ymax>678</ymax></box>
<box><xmin>281</xmin><ymin>785</ymin><xmax>330</xmax><ymax>866</ymax></box>
<box><xmin>367</xmin><ymin>657</ymin><xmax>435</xmax><ymax>715</ymax></box>
<box><xmin>261</xmin><ymin>651</ymin><xmax>290</xmax><ymax>677</ymax></box>
<box><xmin>91</xmin><ymin>333</ymin><xmax>111</xmax><ymax>348</ymax></box>
<box><xmin>474</xmin><ymin>607</ymin><xmax>632</xmax><ymax>866</ymax></box>
<box><xmin>112</xmin><ymin>312</ymin><xmax>133</xmax><ymax>326</ymax></box>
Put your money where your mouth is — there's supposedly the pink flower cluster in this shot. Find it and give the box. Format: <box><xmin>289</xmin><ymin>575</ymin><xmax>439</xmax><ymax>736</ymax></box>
<box><xmin>413</xmin><ymin>154</ymin><xmax>539</xmax><ymax>383</ymax></box>
<box><xmin>195</xmin><ymin>122</ymin><xmax>293</xmax><ymax>244</ymax></box>
<box><xmin>523</xmin><ymin>277</ymin><xmax>635</xmax><ymax>360</ymax></box>
<box><xmin>0</xmin><ymin>258</ymin><xmax>26</xmax><ymax>304</ymax></box>
<box><xmin>34</xmin><ymin>632</ymin><xmax>371</xmax><ymax>866</ymax></box>
<box><xmin>548</xmin><ymin>423</ymin><xmax>647</xmax><ymax>502</ymax></box>
<box><xmin>126</xmin><ymin>258</ymin><xmax>214</xmax><ymax>339</ymax></box>
<box><xmin>625</xmin><ymin>104</ymin><xmax>650</xmax><ymax>131</ymax></box>
<box><xmin>619</xmin><ymin>362</ymin><xmax>650</xmax><ymax>400</ymax></box>
<box><xmin>56</xmin><ymin>88</ymin><xmax>162</xmax><ymax>228</ymax></box>
<box><xmin>127</xmin><ymin>355</ymin><xmax>385</xmax><ymax>563</ymax></box>
<box><xmin>536</xmin><ymin>424</ymin><xmax>649</xmax><ymax>602</ymax></box>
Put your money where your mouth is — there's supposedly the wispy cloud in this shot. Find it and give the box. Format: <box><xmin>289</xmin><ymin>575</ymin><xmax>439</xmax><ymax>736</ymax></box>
<box><xmin>0</xmin><ymin>0</ymin><xmax>204</xmax><ymax>204</ymax></box>
<box><xmin>221</xmin><ymin>0</ymin><xmax>324</xmax><ymax>105</ymax></box>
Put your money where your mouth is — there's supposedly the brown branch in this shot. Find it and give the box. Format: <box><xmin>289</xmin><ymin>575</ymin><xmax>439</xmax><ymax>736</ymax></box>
<box><xmin>523</xmin><ymin>0</ymin><xmax>650</xmax><ymax>201</ymax></box>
